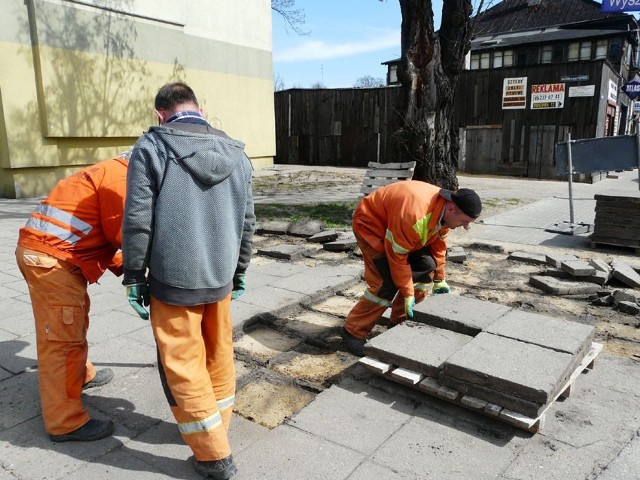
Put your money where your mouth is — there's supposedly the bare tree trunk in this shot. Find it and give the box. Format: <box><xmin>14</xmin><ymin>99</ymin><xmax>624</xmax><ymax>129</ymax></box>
<box><xmin>394</xmin><ymin>0</ymin><xmax>473</xmax><ymax>190</ymax></box>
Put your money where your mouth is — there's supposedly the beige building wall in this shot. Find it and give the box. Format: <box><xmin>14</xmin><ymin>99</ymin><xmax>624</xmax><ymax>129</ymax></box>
<box><xmin>0</xmin><ymin>0</ymin><xmax>275</xmax><ymax>198</ymax></box>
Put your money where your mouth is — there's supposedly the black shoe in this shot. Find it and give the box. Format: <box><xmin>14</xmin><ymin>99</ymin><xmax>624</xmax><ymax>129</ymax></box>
<box><xmin>193</xmin><ymin>454</ymin><xmax>238</xmax><ymax>479</ymax></box>
<box><xmin>340</xmin><ymin>327</ymin><xmax>366</xmax><ymax>357</ymax></box>
<box><xmin>49</xmin><ymin>418</ymin><xmax>114</xmax><ymax>442</ymax></box>
<box><xmin>83</xmin><ymin>368</ymin><xmax>114</xmax><ymax>390</ymax></box>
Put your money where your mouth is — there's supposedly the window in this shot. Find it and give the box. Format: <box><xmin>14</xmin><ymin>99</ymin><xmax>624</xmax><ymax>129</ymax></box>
<box><xmin>541</xmin><ymin>45</ymin><xmax>552</xmax><ymax>64</ymax></box>
<box><xmin>503</xmin><ymin>50</ymin><xmax>513</xmax><ymax>67</ymax></box>
<box><xmin>580</xmin><ymin>41</ymin><xmax>592</xmax><ymax>60</ymax></box>
<box><xmin>493</xmin><ymin>52</ymin><xmax>503</xmax><ymax>68</ymax></box>
<box><xmin>568</xmin><ymin>42</ymin><xmax>579</xmax><ymax>61</ymax></box>
<box><xmin>480</xmin><ymin>52</ymin><xmax>490</xmax><ymax>69</ymax></box>
<box><xmin>595</xmin><ymin>39</ymin><xmax>608</xmax><ymax>59</ymax></box>
<box><xmin>470</xmin><ymin>53</ymin><xmax>480</xmax><ymax>69</ymax></box>
<box><xmin>552</xmin><ymin>44</ymin><xmax>564</xmax><ymax>63</ymax></box>
<box><xmin>609</xmin><ymin>38</ymin><xmax>622</xmax><ymax>61</ymax></box>
<box><xmin>516</xmin><ymin>47</ymin><xmax>539</xmax><ymax>66</ymax></box>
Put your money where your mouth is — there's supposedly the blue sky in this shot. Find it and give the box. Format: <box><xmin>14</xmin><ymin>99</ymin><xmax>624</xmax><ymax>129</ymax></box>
<box><xmin>272</xmin><ymin>1</ymin><xmax>444</xmax><ymax>89</ymax></box>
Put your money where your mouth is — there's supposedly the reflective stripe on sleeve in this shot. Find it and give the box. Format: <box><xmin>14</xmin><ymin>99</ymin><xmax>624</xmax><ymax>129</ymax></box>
<box><xmin>25</xmin><ymin>218</ymin><xmax>82</xmax><ymax>245</ymax></box>
<box><xmin>384</xmin><ymin>229</ymin><xmax>409</xmax><ymax>254</ymax></box>
<box><xmin>34</xmin><ymin>204</ymin><xmax>93</xmax><ymax>235</ymax></box>
<box><xmin>178</xmin><ymin>411</ymin><xmax>223</xmax><ymax>435</ymax></box>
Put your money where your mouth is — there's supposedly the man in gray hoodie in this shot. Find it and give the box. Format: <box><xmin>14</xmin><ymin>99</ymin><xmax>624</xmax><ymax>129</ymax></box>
<box><xmin>122</xmin><ymin>82</ymin><xmax>254</xmax><ymax>480</ymax></box>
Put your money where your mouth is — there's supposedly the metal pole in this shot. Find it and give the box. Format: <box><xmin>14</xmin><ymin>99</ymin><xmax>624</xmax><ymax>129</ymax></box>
<box><xmin>567</xmin><ymin>133</ymin><xmax>575</xmax><ymax>224</ymax></box>
<box><xmin>636</xmin><ymin>129</ymin><xmax>640</xmax><ymax>191</ymax></box>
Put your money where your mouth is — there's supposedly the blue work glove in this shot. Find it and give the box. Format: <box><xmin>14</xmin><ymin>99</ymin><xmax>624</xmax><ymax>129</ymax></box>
<box><xmin>433</xmin><ymin>279</ymin><xmax>450</xmax><ymax>295</ymax></box>
<box><xmin>404</xmin><ymin>296</ymin><xmax>415</xmax><ymax>319</ymax></box>
<box><xmin>126</xmin><ymin>283</ymin><xmax>150</xmax><ymax>320</ymax></box>
<box><xmin>231</xmin><ymin>274</ymin><xmax>246</xmax><ymax>300</ymax></box>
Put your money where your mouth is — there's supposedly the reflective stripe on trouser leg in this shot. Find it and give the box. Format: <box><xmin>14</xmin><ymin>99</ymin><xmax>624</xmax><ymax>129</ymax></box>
<box><xmin>390</xmin><ymin>289</ymin><xmax>428</xmax><ymax>324</ymax></box>
<box><xmin>15</xmin><ymin>246</ymin><xmax>91</xmax><ymax>435</ymax></box>
<box><xmin>344</xmin><ymin>232</ymin><xmax>395</xmax><ymax>340</ymax></box>
<box><xmin>150</xmin><ymin>295</ymin><xmax>235</xmax><ymax>461</ymax></box>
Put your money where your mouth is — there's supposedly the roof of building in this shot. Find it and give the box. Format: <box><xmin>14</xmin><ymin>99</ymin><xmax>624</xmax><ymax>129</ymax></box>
<box><xmin>473</xmin><ymin>0</ymin><xmax>628</xmax><ymax>36</ymax></box>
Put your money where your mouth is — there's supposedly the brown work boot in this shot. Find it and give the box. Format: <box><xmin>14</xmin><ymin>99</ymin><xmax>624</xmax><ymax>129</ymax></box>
<box><xmin>341</xmin><ymin>327</ymin><xmax>366</xmax><ymax>356</ymax></box>
<box><xmin>83</xmin><ymin>368</ymin><xmax>114</xmax><ymax>390</ymax></box>
<box><xmin>193</xmin><ymin>454</ymin><xmax>238</xmax><ymax>479</ymax></box>
<box><xmin>49</xmin><ymin>418</ymin><xmax>114</xmax><ymax>442</ymax></box>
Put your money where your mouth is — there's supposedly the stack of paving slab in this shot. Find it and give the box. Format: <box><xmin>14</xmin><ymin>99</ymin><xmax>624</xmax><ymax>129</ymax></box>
<box><xmin>360</xmin><ymin>295</ymin><xmax>601</xmax><ymax>432</ymax></box>
<box><xmin>591</xmin><ymin>190</ymin><xmax>640</xmax><ymax>252</ymax></box>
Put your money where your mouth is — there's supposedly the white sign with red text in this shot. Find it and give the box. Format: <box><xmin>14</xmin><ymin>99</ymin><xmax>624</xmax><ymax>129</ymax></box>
<box><xmin>531</xmin><ymin>83</ymin><xmax>565</xmax><ymax>109</ymax></box>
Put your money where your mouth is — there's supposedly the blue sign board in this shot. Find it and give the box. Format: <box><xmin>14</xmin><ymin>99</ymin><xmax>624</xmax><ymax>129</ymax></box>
<box><xmin>601</xmin><ymin>0</ymin><xmax>640</xmax><ymax>12</ymax></box>
<box><xmin>622</xmin><ymin>76</ymin><xmax>640</xmax><ymax>100</ymax></box>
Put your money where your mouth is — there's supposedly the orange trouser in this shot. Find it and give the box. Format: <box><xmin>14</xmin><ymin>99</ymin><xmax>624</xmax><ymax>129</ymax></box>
<box><xmin>15</xmin><ymin>246</ymin><xmax>96</xmax><ymax>435</ymax></box>
<box><xmin>150</xmin><ymin>294</ymin><xmax>235</xmax><ymax>461</ymax></box>
<box><xmin>344</xmin><ymin>234</ymin><xmax>429</xmax><ymax>340</ymax></box>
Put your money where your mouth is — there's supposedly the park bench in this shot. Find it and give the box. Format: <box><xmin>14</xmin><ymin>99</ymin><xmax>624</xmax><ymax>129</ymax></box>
<box><xmin>360</xmin><ymin>161</ymin><xmax>416</xmax><ymax>197</ymax></box>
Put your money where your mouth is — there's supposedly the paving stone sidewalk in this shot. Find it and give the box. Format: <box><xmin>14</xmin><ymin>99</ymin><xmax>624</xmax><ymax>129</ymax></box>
<box><xmin>1</xmin><ymin>168</ymin><xmax>640</xmax><ymax>479</ymax></box>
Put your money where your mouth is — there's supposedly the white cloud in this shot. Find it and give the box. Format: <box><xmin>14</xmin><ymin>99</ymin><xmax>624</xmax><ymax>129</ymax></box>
<box><xmin>274</xmin><ymin>30</ymin><xmax>399</xmax><ymax>63</ymax></box>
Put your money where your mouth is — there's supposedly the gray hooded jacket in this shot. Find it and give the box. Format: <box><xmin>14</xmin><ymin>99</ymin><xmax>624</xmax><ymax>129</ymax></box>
<box><xmin>122</xmin><ymin>123</ymin><xmax>255</xmax><ymax>300</ymax></box>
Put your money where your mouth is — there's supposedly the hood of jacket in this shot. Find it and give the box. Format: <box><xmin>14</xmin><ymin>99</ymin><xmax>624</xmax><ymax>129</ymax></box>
<box><xmin>148</xmin><ymin>125</ymin><xmax>246</xmax><ymax>186</ymax></box>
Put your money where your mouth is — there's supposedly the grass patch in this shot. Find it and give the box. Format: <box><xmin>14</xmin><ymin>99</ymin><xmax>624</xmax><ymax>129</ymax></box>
<box><xmin>254</xmin><ymin>202</ymin><xmax>357</xmax><ymax>228</ymax></box>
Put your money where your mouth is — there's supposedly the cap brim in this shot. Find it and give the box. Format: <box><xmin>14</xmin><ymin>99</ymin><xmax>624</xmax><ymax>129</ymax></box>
<box><xmin>439</xmin><ymin>189</ymin><xmax>454</xmax><ymax>201</ymax></box>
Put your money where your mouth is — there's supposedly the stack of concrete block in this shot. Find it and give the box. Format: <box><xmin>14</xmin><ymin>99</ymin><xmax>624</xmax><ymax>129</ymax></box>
<box><xmin>362</xmin><ymin>294</ymin><xmax>597</xmax><ymax>430</ymax></box>
<box><xmin>592</xmin><ymin>191</ymin><xmax>640</xmax><ymax>252</ymax></box>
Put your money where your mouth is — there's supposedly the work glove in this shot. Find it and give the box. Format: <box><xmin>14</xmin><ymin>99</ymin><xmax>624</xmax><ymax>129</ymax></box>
<box><xmin>404</xmin><ymin>296</ymin><xmax>415</xmax><ymax>319</ymax></box>
<box><xmin>433</xmin><ymin>279</ymin><xmax>450</xmax><ymax>295</ymax></box>
<box><xmin>126</xmin><ymin>283</ymin><xmax>150</xmax><ymax>320</ymax></box>
<box><xmin>231</xmin><ymin>274</ymin><xmax>246</xmax><ymax>300</ymax></box>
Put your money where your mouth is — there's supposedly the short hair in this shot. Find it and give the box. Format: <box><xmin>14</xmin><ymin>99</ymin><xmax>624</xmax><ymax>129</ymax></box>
<box><xmin>154</xmin><ymin>82</ymin><xmax>199</xmax><ymax>110</ymax></box>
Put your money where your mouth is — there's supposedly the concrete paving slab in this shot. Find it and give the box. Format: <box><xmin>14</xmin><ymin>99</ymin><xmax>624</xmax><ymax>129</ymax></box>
<box><xmin>546</xmin><ymin>253</ymin><xmax>578</xmax><ymax>268</ymax></box>
<box><xmin>412</xmin><ymin>294</ymin><xmax>512</xmax><ymax>335</ymax></box>
<box><xmin>529</xmin><ymin>275</ymin><xmax>602</xmax><ymax>295</ymax></box>
<box><xmin>0</xmin><ymin>412</ymin><xmax>123</xmax><ymax>480</ymax></box>
<box><xmin>560</xmin><ymin>259</ymin><xmax>596</xmax><ymax>277</ymax></box>
<box><xmin>234</xmin><ymin>425</ymin><xmax>365</xmax><ymax>480</ymax></box>
<box><xmin>508</xmin><ymin>251</ymin><xmax>548</xmax><ymax>265</ymax></box>
<box><xmin>348</xmin><ymin>461</ymin><xmax>419</xmax><ymax>480</ymax></box>
<box><xmin>595</xmin><ymin>432</ymin><xmax>640</xmax><ymax>480</ymax></box>
<box><xmin>0</xmin><ymin>311</ymin><xmax>36</xmax><ymax>337</ymax></box>
<box><xmin>235</xmin><ymin>284</ymin><xmax>310</xmax><ymax>315</ymax></box>
<box><xmin>257</xmin><ymin>244</ymin><xmax>307</xmax><ymax>261</ymax></box>
<box><xmin>0</xmin><ymin>370</ymin><xmax>40</xmax><ymax>429</ymax></box>
<box><xmin>485</xmin><ymin>310</ymin><xmax>594</xmax><ymax>355</ymax></box>
<box><xmin>256</xmin><ymin>220</ymin><xmax>291</xmax><ymax>235</ymax></box>
<box><xmin>307</xmin><ymin>229</ymin><xmax>339</xmax><ymax>243</ymax></box>
<box><xmin>288</xmin><ymin>219</ymin><xmax>325</xmax><ymax>237</ymax></box>
<box><xmin>64</xmin><ymin>450</ymin><xmax>180</xmax><ymax>480</ymax></box>
<box><xmin>611</xmin><ymin>258</ymin><xmax>640</xmax><ymax>288</ymax></box>
<box><xmin>84</xmin><ymin>336</ymin><xmax>157</xmax><ymax>380</ymax></box>
<box><xmin>442</xmin><ymin>332</ymin><xmax>577</xmax><ymax>405</ymax></box>
<box><xmin>84</xmin><ymin>368</ymin><xmax>172</xmax><ymax>435</ymax></box>
<box><xmin>372</xmin><ymin>405</ymin><xmax>521</xmax><ymax>480</ymax></box>
<box><xmin>502</xmin><ymin>435</ymin><xmax>623</xmax><ymax>480</ymax></box>
<box><xmin>364</xmin><ymin>321</ymin><xmax>473</xmax><ymax>377</ymax></box>
<box><xmin>439</xmin><ymin>376</ymin><xmax>545</xmax><ymax>418</ymax></box>
<box><xmin>0</xmin><ymin>332</ymin><xmax>37</xmax><ymax>374</ymax></box>
<box><xmin>287</xmin><ymin>384</ymin><xmax>415</xmax><ymax>455</ymax></box>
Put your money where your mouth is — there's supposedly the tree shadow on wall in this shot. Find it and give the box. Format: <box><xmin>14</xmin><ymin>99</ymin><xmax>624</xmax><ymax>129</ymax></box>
<box><xmin>11</xmin><ymin>0</ymin><xmax>186</xmax><ymax>167</ymax></box>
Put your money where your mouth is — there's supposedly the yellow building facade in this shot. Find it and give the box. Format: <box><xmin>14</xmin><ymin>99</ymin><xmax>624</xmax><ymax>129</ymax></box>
<box><xmin>0</xmin><ymin>0</ymin><xmax>275</xmax><ymax>198</ymax></box>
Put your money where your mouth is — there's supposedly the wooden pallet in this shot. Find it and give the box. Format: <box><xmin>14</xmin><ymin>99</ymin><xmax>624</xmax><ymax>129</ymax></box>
<box><xmin>359</xmin><ymin>342</ymin><xmax>603</xmax><ymax>433</ymax></box>
<box><xmin>360</xmin><ymin>161</ymin><xmax>416</xmax><ymax>197</ymax></box>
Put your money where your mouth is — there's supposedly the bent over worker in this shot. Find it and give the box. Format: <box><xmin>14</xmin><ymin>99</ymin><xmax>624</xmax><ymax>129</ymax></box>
<box><xmin>15</xmin><ymin>152</ymin><xmax>131</xmax><ymax>442</ymax></box>
<box><xmin>341</xmin><ymin>181</ymin><xmax>482</xmax><ymax>356</ymax></box>
<box><xmin>122</xmin><ymin>83</ymin><xmax>255</xmax><ymax>480</ymax></box>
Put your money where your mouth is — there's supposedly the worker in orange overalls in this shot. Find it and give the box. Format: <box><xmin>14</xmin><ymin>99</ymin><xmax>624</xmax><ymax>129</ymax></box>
<box><xmin>15</xmin><ymin>151</ymin><xmax>132</xmax><ymax>442</ymax></box>
<box><xmin>341</xmin><ymin>181</ymin><xmax>482</xmax><ymax>356</ymax></box>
